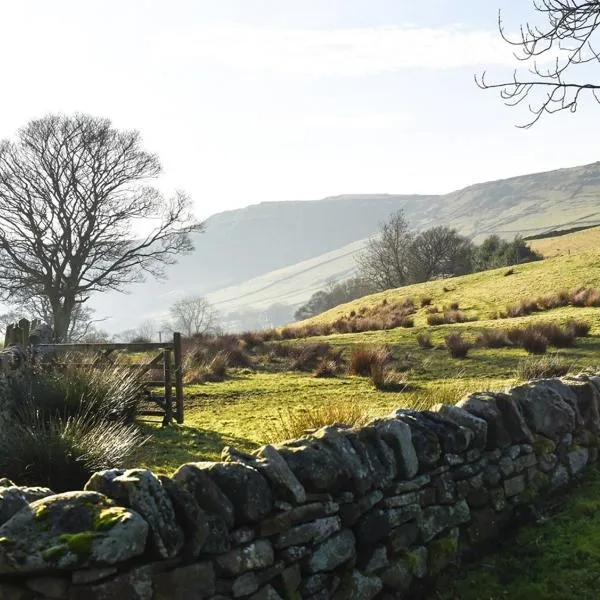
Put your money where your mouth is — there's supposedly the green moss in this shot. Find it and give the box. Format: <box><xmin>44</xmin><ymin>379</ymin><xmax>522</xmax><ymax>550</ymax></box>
<box><xmin>0</xmin><ymin>536</ymin><xmax>15</xmax><ymax>546</ymax></box>
<box><xmin>533</xmin><ymin>434</ymin><xmax>557</xmax><ymax>456</ymax></box>
<box><xmin>93</xmin><ymin>507</ymin><xmax>127</xmax><ymax>531</ymax></box>
<box><xmin>59</xmin><ymin>532</ymin><xmax>101</xmax><ymax>557</ymax></box>
<box><xmin>33</xmin><ymin>504</ymin><xmax>50</xmax><ymax>520</ymax></box>
<box><xmin>521</xmin><ymin>470</ymin><xmax>552</xmax><ymax>503</ymax></box>
<box><xmin>41</xmin><ymin>544</ymin><xmax>68</xmax><ymax>561</ymax></box>
<box><xmin>428</xmin><ymin>534</ymin><xmax>459</xmax><ymax>576</ymax></box>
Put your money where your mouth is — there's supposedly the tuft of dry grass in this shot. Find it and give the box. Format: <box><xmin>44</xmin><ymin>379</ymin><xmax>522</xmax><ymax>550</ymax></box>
<box><xmin>273</xmin><ymin>403</ymin><xmax>372</xmax><ymax>441</ymax></box>
<box><xmin>416</xmin><ymin>333</ymin><xmax>434</xmax><ymax>349</ymax></box>
<box><xmin>445</xmin><ymin>332</ymin><xmax>471</xmax><ymax>358</ymax></box>
<box><xmin>516</xmin><ymin>354</ymin><xmax>574</xmax><ymax>380</ymax></box>
<box><xmin>369</xmin><ymin>363</ymin><xmax>409</xmax><ymax>392</ymax></box>
<box><xmin>348</xmin><ymin>345</ymin><xmax>393</xmax><ymax>376</ymax></box>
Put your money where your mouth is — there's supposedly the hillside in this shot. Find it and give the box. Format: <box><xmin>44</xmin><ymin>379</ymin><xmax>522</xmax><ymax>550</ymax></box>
<box><xmin>89</xmin><ymin>162</ymin><xmax>600</xmax><ymax>334</ymax></box>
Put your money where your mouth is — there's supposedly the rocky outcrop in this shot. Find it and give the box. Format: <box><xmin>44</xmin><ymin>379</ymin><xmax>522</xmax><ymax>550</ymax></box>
<box><xmin>0</xmin><ymin>374</ymin><xmax>599</xmax><ymax>599</ymax></box>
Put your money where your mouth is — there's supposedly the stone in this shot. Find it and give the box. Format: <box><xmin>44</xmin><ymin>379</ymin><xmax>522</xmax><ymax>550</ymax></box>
<box><xmin>68</xmin><ymin>565</ymin><xmax>152</xmax><ymax>600</ymax></box>
<box><xmin>418</xmin><ymin>487</ymin><xmax>437</xmax><ymax>507</ymax></box>
<box><xmin>493</xmin><ymin>393</ymin><xmax>534</xmax><ymax>444</ymax></box>
<box><xmin>381</xmin><ymin>557</ymin><xmax>412</xmax><ymax>592</ymax></box>
<box><xmin>85</xmin><ymin>468</ymin><xmax>184</xmax><ymax>560</ymax></box>
<box><xmin>259</xmin><ymin>502</ymin><xmax>329</xmax><ymax>537</ymax></box>
<box><xmin>158</xmin><ymin>475</ymin><xmax>211</xmax><ymax>558</ymax></box>
<box><xmin>408</xmin><ymin>546</ymin><xmax>428</xmax><ymax>578</ymax></box>
<box><xmin>457</xmin><ymin>393</ymin><xmax>512</xmax><ymax>449</ymax></box>
<box><xmin>356</xmin><ymin>505</ymin><xmax>421</xmax><ymax>546</ymax></box>
<box><xmin>420</xmin><ymin>410</ymin><xmax>474</xmax><ymax>453</ymax></box>
<box><xmin>505</xmin><ymin>445</ymin><xmax>521</xmax><ymax>460</ymax></box>
<box><xmin>504</xmin><ymin>475</ymin><xmax>526</xmax><ymax>497</ymax></box>
<box><xmin>26</xmin><ymin>575</ymin><xmax>69</xmax><ymax>598</ymax></box>
<box><xmin>392</xmin><ymin>412</ymin><xmax>441</xmax><ymax>471</ymax></box>
<box><xmin>360</xmin><ymin>545</ymin><xmax>389</xmax><ymax>574</ymax></box>
<box><xmin>420</xmin><ymin>500</ymin><xmax>470</xmax><ymax>543</ymax></box>
<box><xmin>153</xmin><ymin>562</ymin><xmax>215</xmax><ymax>599</ymax></box>
<box><xmin>277</xmin><ymin>564</ymin><xmax>301</xmax><ymax>597</ymax></box>
<box><xmin>0</xmin><ymin>582</ymin><xmax>30</xmax><ymax>600</ymax></box>
<box><xmin>433</xmin><ymin>473</ymin><xmax>455</xmax><ymax>504</ymax></box>
<box><xmin>346</xmin><ymin>427</ymin><xmax>396</xmax><ymax>489</ymax></box>
<box><xmin>300</xmin><ymin>574</ymin><xmax>330</xmax><ymax>596</ymax></box>
<box><xmin>194</xmin><ymin>462</ymin><xmax>273</xmax><ymax>525</ymax></box>
<box><xmin>333</xmin><ymin>569</ymin><xmax>383</xmax><ymax>600</ymax></box>
<box><xmin>551</xmin><ymin>465</ymin><xmax>570</xmax><ymax>490</ymax></box>
<box><xmin>312</xmin><ymin>427</ymin><xmax>374</xmax><ymax>495</ymax></box>
<box><xmin>274</xmin><ymin>516</ymin><xmax>341</xmax><ymax>549</ymax></box>
<box><xmin>230</xmin><ymin>527</ymin><xmax>255</xmax><ymax>546</ymax></box>
<box><xmin>381</xmin><ymin>492</ymin><xmax>418</xmax><ymax>508</ymax></box>
<box><xmin>280</xmin><ymin>545</ymin><xmax>310</xmax><ymax>564</ymax></box>
<box><xmin>434</xmin><ymin>404</ymin><xmax>488</xmax><ymax>451</ymax></box>
<box><xmin>276</xmin><ymin>437</ymin><xmax>349</xmax><ymax>494</ymax></box>
<box><xmin>229</xmin><ymin>572</ymin><xmax>260</xmax><ymax>597</ymax></box>
<box><xmin>71</xmin><ymin>568</ymin><xmax>118</xmax><ymax>585</ymax></box>
<box><xmin>201</xmin><ymin>514</ymin><xmax>233</xmax><ymax>555</ymax></box>
<box><xmin>388</xmin><ymin>522</ymin><xmax>419</xmax><ymax>553</ymax></box>
<box><xmin>513</xmin><ymin>453</ymin><xmax>537</xmax><ymax>473</ymax></box>
<box><xmin>0</xmin><ymin>491</ymin><xmax>147</xmax><ymax>574</ymax></box>
<box><xmin>498</xmin><ymin>456</ymin><xmax>515</xmax><ymax>478</ymax></box>
<box><xmin>467</xmin><ymin>487</ymin><xmax>490</xmax><ymax>509</ymax></box>
<box><xmin>304</xmin><ymin>529</ymin><xmax>355</xmax><ymax>573</ymax></box>
<box><xmin>509</xmin><ymin>382</ymin><xmax>576</xmax><ymax>442</ymax></box>
<box><xmin>371</xmin><ymin>418</ymin><xmax>419</xmax><ymax>479</ymax></box>
<box><xmin>567</xmin><ymin>448</ymin><xmax>589</xmax><ymax>477</ymax></box>
<box><xmin>223</xmin><ymin>444</ymin><xmax>306</xmax><ymax>505</ymax></box>
<box><xmin>249</xmin><ymin>585</ymin><xmax>283</xmax><ymax>600</ymax></box>
<box><xmin>0</xmin><ymin>487</ymin><xmax>28</xmax><ymax>527</ymax></box>
<box><xmin>388</xmin><ymin>475</ymin><xmax>431</xmax><ymax>494</ymax></box>
<box><xmin>215</xmin><ymin>540</ymin><xmax>275</xmax><ymax>576</ymax></box>
<box><xmin>171</xmin><ymin>463</ymin><xmax>235</xmax><ymax>528</ymax></box>
<box><xmin>427</xmin><ymin>528</ymin><xmax>459</xmax><ymax>576</ymax></box>
<box><xmin>538</xmin><ymin>453</ymin><xmax>558</xmax><ymax>474</ymax></box>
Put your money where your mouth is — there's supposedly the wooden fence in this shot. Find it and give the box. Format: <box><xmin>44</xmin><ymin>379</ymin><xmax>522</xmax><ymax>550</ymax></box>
<box><xmin>3</xmin><ymin>320</ymin><xmax>184</xmax><ymax>426</ymax></box>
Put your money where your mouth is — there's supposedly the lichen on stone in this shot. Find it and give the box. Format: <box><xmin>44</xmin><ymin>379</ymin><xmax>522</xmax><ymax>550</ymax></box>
<box><xmin>59</xmin><ymin>532</ymin><xmax>102</xmax><ymax>557</ymax></box>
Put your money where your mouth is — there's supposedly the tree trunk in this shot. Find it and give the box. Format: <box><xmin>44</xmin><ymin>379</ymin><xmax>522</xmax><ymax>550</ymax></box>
<box><xmin>51</xmin><ymin>297</ymin><xmax>75</xmax><ymax>342</ymax></box>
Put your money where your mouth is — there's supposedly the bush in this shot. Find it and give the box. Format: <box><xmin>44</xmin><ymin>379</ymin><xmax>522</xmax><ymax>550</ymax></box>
<box><xmin>475</xmin><ymin>329</ymin><xmax>512</xmax><ymax>348</ymax></box>
<box><xmin>520</xmin><ymin>328</ymin><xmax>549</xmax><ymax>354</ymax></box>
<box><xmin>537</xmin><ymin>323</ymin><xmax>576</xmax><ymax>348</ymax></box>
<box><xmin>416</xmin><ymin>333</ymin><xmax>434</xmax><ymax>349</ymax></box>
<box><xmin>427</xmin><ymin>313</ymin><xmax>447</xmax><ymax>326</ymax></box>
<box><xmin>370</xmin><ymin>363</ymin><xmax>408</xmax><ymax>392</ymax></box>
<box><xmin>0</xmin><ymin>408</ymin><xmax>146</xmax><ymax>492</ymax></box>
<box><xmin>313</xmin><ymin>358</ymin><xmax>340</xmax><ymax>378</ymax></box>
<box><xmin>348</xmin><ymin>345</ymin><xmax>392</xmax><ymax>376</ymax></box>
<box><xmin>566</xmin><ymin>319</ymin><xmax>591</xmax><ymax>337</ymax></box>
<box><xmin>516</xmin><ymin>354</ymin><xmax>573</xmax><ymax>380</ymax></box>
<box><xmin>425</xmin><ymin>305</ymin><xmax>440</xmax><ymax>314</ymax></box>
<box><xmin>445</xmin><ymin>333</ymin><xmax>470</xmax><ymax>358</ymax></box>
<box><xmin>448</xmin><ymin>302</ymin><xmax>460</xmax><ymax>311</ymax></box>
<box><xmin>421</xmin><ymin>296</ymin><xmax>433</xmax><ymax>307</ymax></box>
<box><xmin>273</xmin><ymin>403</ymin><xmax>371</xmax><ymax>441</ymax></box>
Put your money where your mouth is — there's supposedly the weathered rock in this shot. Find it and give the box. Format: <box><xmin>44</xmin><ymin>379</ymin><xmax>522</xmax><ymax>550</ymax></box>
<box><xmin>26</xmin><ymin>575</ymin><xmax>68</xmax><ymax>598</ymax></box>
<box><xmin>68</xmin><ymin>565</ymin><xmax>152</xmax><ymax>600</ymax></box>
<box><xmin>0</xmin><ymin>491</ymin><xmax>147</xmax><ymax>574</ymax></box>
<box><xmin>276</xmin><ymin>437</ymin><xmax>349</xmax><ymax>494</ymax></box>
<box><xmin>259</xmin><ymin>502</ymin><xmax>328</xmax><ymax>537</ymax></box>
<box><xmin>249</xmin><ymin>584</ymin><xmax>284</xmax><ymax>600</ymax></box>
<box><xmin>85</xmin><ymin>468</ymin><xmax>183</xmax><ymax>560</ymax></box>
<box><xmin>153</xmin><ymin>562</ymin><xmax>215</xmax><ymax>599</ymax></box>
<box><xmin>20</xmin><ymin>487</ymin><xmax>54</xmax><ymax>503</ymax></box>
<box><xmin>216</xmin><ymin>540</ymin><xmax>275</xmax><ymax>576</ymax></box>
<box><xmin>551</xmin><ymin>464</ymin><xmax>570</xmax><ymax>490</ymax></box>
<box><xmin>420</xmin><ymin>500</ymin><xmax>470</xmax><ymax>543</ymax></box>
<box><xmin>274</xmin><ymin>516</ymin><xmax>341</xmax><ymax>549</ymax></box>
<box><xmin>492</xmin><ymin>393</ymin><xmax>534</xmax><ymax>444</ymax></box>
<box><xmin>410</xmin><ymin>410</ymin><xmax>474</xmax><ymax>454</ymax></box>
<box><xmin>408</xmin><ymin>546</ymin><xmax>428</xmax><ymax>578</ymax></box>
<box><xmin>313</xmin><ymin>427</ymin><xmax>373</xmax><ymax>495</ymax></box>
<box><xmin>0</xmin><ymin>582</ymin><xmax>31</xmax><ymax>599</ymax></box>
<box><xmin>391</xmin><ymin>411</ymin><xmax>441</xmax><ymax>471</ymax></box>
<box><xmin>359</xmin><ymin>545</ymin><xmax>389</xmax><ymax>574</ymax></box>
<box><xmin>194</xmin><ymin>462</ymin><xmax>273</xmax><ymax>525</ymax></box>
<box><xmin>370</xmin><ymin>418</ymin><xmax>419</xmax><ymax>479</ymax></box>
<box><xmin>567</xmin><ymin>447</ymin><xmax>589</xmax><ymax>476</ymax></box>
<box><xmin>171</xmin><ymin>463</ymin><xmax>236</xmax><ymax>528</ymax></box>
<box><xmin>346</xmin><ymin>427</ymin><xmax>396</xmax><ymax>490</ymax></box>
<box><xmin>333</xmin><ymin>569</ymin><xmax>383</xmax><ymax>600</ymax></box>
<box><xmin>158</xmin><ymin>475</ymin><xmax>210</xmax><ymax>558</ymax></box>
<box><xmin>202</xmin><ymin>514</ymin><xmax>232</xmax><ymax>555</ymax></box>
<box><xmin>71</xmin><ymin>567</ymin><xmax>118</xmax><ymax>585</ymax></box>
<box><xmin>439</xmin><ymin>403</ymin><xmax>478</xmax><ymax>443</ymax></box>
<box><xmin>223</xmin><ymin>444</ymin><xmax>306</xmax><ymax>505</ymax></box>
<box><xmin>0</xmin><ymin>487</ymin><xmax>28</xmax><ymax>527</ymax></box>
<box><xmin>457</xmin><ymin>393</ymin><xmax>512</xmax><ymax>449</ymax></box>
<box><xmin>562</xmin><ymin>377</ymin><xmax>600</xmax><ymax>433</ymax></box>
<box><xmin>356</xmin><ymin>505</ymin><xmax>421</xmax><ymax>546</ymax></box>
<box><xmin>304</xmin><ymin>529</ymin><xmax>355</xmax><ymax>573</ymax></box>
<box><xmin>381</xmin><ymin>557</ymin><xmax>412</xmax><ymax>592</ymax></box>
<box><xmin>510</xmin><ymin>382</ymin><xmax>576</xmax><ymax>442</ymax></box>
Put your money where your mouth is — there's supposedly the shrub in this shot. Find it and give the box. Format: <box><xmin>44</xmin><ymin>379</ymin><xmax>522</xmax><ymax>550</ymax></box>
<box><xmin>0</xmin><ymin>408</ymin><xmax>146</xmax><ymax>492</ymax></box>
<box><xmin>417</xmin><ymin>333</ymin><xmax>434</xmax><ymax>349</ymax></box>
<box><xmin>475</xmin><ymin>329</ymin><xmax>512</xmax><ymax>348</ymax></box>
<box><xmin>313</xmin><ymin>358</ymin><xmax>340</xmax><ymax>378</ymax></box>
<box><xmin>421</xmin><ymin>296</ymin><xmax>433</xmax><ymax>307</ymax></box>
<box><xmin>239</xmin><ymin>331</ymin><xmax>265</xmax><ymax>348</ymax></box>
<box><xmin>504</xmin><ymin>298</ymin><xmax>540</xmax><ymax>318</ymax></box>
<box><xmin>566</xmin><ymin>319</ymin><xmax>591</xmax><ymax>337</ymax></box>
<box><xmin>280</xmin><ymin>326</ymin><xmax>297</xmax><ymax>339</ymax></box>
<box><xmin>291</xmin><ymin>344</ymin><xmax>339</xmax><ymax>372</ymax></box>
<box><xmin>425</xmin><ymin>305</ymin><xmax>440</xmax><ymax>314</ymax></box>
<box><xmin>448</xmin><ymin>302</ymin><xmax>460</xmax><ymax>311</ymax></box>
<box><xmin>427</xmin><ymin>313</ymin><xmax>446</xmax><ymax>326</ymax></box>
<box><xmin>504</xmin><ymin>268</ymin><xmax>515</xmax><ymax>276</ymax></box>
<box><xmin>348</xmin><ymin>345</ymin><xmax>392</xmax><ymax>376</ymax></box>
<box><xmin>520</xmin><ymin>328</ymin><xmax>549</xmax><ymax>354</ymax></box>
<box><xmin>370</xmin><ymin>364</ymin><xmax>408</xmax><ymax>392</ymax></box>
<box><xmin>537</xmin><ymin>323</ymin><xmax>576</xmax><ymax>348</ymax></box>
<box><xmin>516</xmin><ymin>354</ymin><xmax>573</xmax><ymax>380</ymax></box>
<box><xmin>273</xmin><ymin>403</ymin><xmax>371</xmax><ymax>441</ymax></box>
<box><xmin>184</xmin><ymin>351</ymin><xmax>230</xmax><ymax>383</ymax></box>
<box><xmin>445</xmin><ymin>333</ymin><xmax>471</xmax><ymax>358</ymax></box>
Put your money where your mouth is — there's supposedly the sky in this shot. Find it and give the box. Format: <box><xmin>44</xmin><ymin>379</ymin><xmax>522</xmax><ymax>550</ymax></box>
<box><xmin>0</xmin><ymin>0</ymin><xmax>599</xmax><ymax>220</ymax></box>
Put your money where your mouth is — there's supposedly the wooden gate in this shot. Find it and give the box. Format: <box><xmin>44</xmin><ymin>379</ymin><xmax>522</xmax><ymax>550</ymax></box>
<box><xmin>4</xmin><ymin>320</ymin><xmax>184</xmax><ymax>426</ymax></box>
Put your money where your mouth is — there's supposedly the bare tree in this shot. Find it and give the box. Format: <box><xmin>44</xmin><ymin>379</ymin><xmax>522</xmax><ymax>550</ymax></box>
<box><xmin>356</xmin><ymin>211</ymin><xmax>414</xmax><ymax>291</ymax></box>
<box><xmin>0</xmin><ymin>113</ymin><xmax>203</xmax><ymax>341</ymax></box>
<box><xmin>477</xmin><ymin>1</ymin><xmax>600</xmax><ymax>127</ymax></box>
<box><xmin>407</xmin><ymin>227</ymin><xmax>473</xmax><ymax>282</ymax></box>
<box><xmin>168</xmin><ymin>296</ymin><xmax>217</xmax><ymax>337</ymax></box>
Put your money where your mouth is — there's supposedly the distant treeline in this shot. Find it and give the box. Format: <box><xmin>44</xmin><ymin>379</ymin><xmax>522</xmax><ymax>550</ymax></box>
<box><xmin>295</xmin><ymin>213</ymin><xmax>542</xmax><ymax>321</ymax></box>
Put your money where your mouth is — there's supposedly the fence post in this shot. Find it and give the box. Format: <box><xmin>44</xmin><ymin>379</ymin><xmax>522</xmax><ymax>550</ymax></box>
<box><xmin>173</xmin><ymin>332</ymin><xmax>184</xmax><ymax>424</ymax></box>
<box><xmin>162</xmin><ymin>349</ymin><xmax>173</xmax><ymax>427</ymax></box>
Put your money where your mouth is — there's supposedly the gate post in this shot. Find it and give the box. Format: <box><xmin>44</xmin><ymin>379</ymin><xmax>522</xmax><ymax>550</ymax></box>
<box><xmin>173</xmin><ymin>332</ymin><xmax>184</xmax><ymax>424</ymax></box>
<box><xmin>162</xmin><ymin>349</ymin><xmax>173</xmax><ymax>426</ymax></box>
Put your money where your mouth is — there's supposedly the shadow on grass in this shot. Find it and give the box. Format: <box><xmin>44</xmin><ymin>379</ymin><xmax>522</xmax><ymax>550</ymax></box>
<box><xmin>130</xmin><ymin>422</ymin><xmax>259</xmax><ymax>475</ymax></box>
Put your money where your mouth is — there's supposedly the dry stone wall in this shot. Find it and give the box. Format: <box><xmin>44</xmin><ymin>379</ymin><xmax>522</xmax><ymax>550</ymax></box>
<box><xmin>1</xmin><ymin>373</ymin><xmax>600</xmax><ymax>599</ymax></box>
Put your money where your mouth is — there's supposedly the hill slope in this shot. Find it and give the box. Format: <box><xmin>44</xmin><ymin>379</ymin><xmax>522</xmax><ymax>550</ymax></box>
<box><xmin>90</xmin><ymin>162</ymin><xmax>600</xmax><ymax>333</ymax></box>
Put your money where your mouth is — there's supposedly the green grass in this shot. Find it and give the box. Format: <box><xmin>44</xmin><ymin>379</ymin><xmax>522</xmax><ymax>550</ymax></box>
<box><xmin>434</xmin><ymin>468</ymin><xmax>600</xmax><ymax>600</ymax></box>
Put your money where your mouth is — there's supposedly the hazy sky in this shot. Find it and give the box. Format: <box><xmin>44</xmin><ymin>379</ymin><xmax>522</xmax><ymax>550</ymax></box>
<box><xmin>1</xmin><ymin>0</ymin><xmax>599</xmax><ymax>219</ymax></box>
